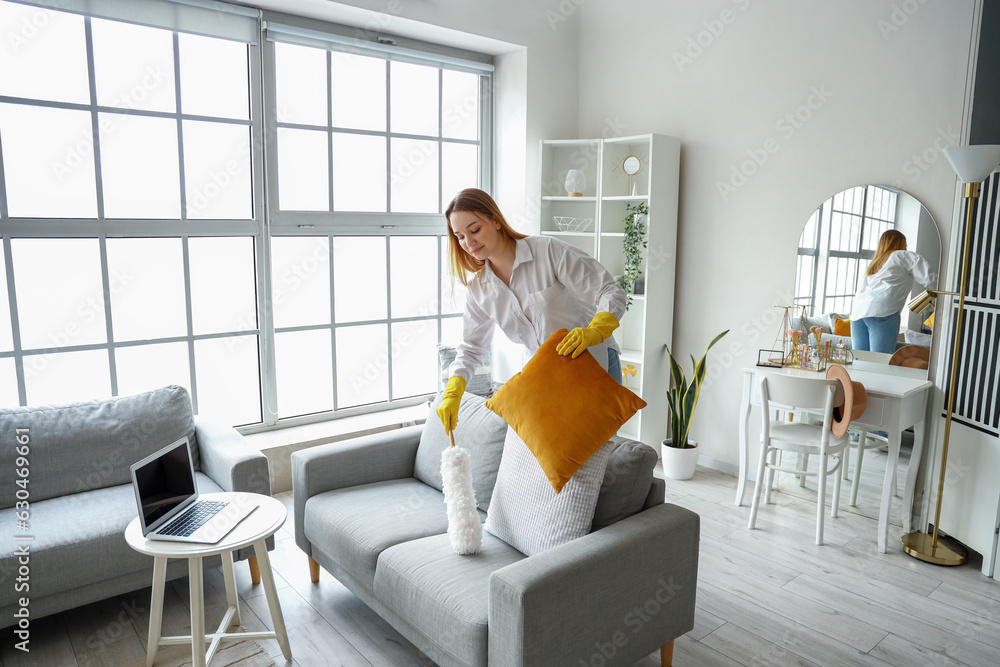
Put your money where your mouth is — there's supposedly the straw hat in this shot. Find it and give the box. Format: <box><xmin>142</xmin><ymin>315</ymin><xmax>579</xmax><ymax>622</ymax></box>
<box><xmin>826</xmin><ymin>365</ymin><xmax>868</xmax><ymax>438</ymax></box>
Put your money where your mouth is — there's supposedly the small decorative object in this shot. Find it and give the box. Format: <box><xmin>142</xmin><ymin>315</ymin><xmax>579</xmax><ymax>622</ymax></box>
<box><xmin>564</xmin><ymin>169</ymin><xmax>586</xmax><ymax>197</ymax></box>
<box><xmin>756</xmin><ymin>349</ymin><xmax>784</xmax><ymax>368</ymax></box>
<box><xmin>762</xmin><ymin>305</ymin><xmax>798</xmax><ymax>367</ymax></box>
<box><xmin>441</xmin><ymin>430</ymin><xmax>482</xmax><ymax>555</ymax></box>
<box><xmin>552</xmin><ymin>216</ymin><xmax>594</xmax><ymax>232</ymax></box>
<box><xmin>828</xmin><ymin>340</ymin><xmax>855</xmax><ymax>365</ymax></box>
<box><xmin>621</xmin><ymin>363</ymin><xmax>637</xmax><ymax>389</ymax></box>
<box><xmin>617</xmin><ymin>201</ymin><xmax>648</xmax><ymax>311</ymax></box>
<box><xmin>613</xmin><ymin>147</ymin><xmax>648</xmax><ymax>195</ymax></box>
<box><xmin>662</xmin><ymin>329</ymin><xmax>729</xmax><ymax>480</ymax></box>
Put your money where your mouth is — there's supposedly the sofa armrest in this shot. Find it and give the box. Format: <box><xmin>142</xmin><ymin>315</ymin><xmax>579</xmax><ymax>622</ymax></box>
<box><xmin>291</xmin><ymin>424</ymin><xmax>423</xmax><ymax>557</ymax></box>
<box><xmin>194</xmin><ymin>416</ymin><xmax>270</xmax><ymax>496</ymax></box>
<box><xmin>488</xmin><ymin>503</ymin><xmax>699</xmax><ymax>667</ymax></box>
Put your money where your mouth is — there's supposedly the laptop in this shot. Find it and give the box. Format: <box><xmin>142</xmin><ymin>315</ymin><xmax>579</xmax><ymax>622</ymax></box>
<box><xmin>130</xmin><ymin>437</ymin><xmax>258</xmax><ymax>544</ymax></box>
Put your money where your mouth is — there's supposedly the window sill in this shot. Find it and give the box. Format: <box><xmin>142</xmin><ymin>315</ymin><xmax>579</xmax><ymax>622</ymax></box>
<box><xmin>244</xmin><ymin>402</ymin><xmax>430</xmax><ymax>493</ymax></box>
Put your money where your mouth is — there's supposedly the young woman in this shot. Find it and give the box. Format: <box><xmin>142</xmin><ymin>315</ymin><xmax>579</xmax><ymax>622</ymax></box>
<box><xmin>437</xmin><ymin>188</ymin><xmax>627</xmax><ymax>433</ymax></box>
<box><xmin>850</xmin><ymin>229</ymin><xmax>937</xmax><ymax>353</ymax></box>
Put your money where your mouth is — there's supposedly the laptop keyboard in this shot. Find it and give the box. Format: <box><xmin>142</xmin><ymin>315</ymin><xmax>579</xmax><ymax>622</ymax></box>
<box><xmin>158</xmin><ymin>500</ymin><xmax>228</xmax><ymax>537</ymax></box>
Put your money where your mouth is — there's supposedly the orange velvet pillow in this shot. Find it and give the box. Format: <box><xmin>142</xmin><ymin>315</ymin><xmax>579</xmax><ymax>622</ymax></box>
<box><xmin>485</xmin><ymin>329</ymin><xmax>647</xmax><ymax>493</ymax></box>
<box><xmin>834</xmin><ymin>317</ymin><xmax>851</xmax><ymax>337</ymax></box>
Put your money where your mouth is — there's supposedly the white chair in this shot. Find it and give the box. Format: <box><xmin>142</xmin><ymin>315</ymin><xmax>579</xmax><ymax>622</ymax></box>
<box><xmin>748</xmin><ymin>374</ymin><xmax>851</xmax><ymax>545</ymax></box>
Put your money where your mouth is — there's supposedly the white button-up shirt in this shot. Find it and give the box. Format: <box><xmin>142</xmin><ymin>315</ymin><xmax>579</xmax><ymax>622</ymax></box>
<box><xmin>850</xmin><ymin>250</ymin><xmax>937</xmax><ymax>320</ymax></box>
<box><xmin>448</xmin><ymin>235</ymin><xmax>627</xmax><ymax>383</ymax></box>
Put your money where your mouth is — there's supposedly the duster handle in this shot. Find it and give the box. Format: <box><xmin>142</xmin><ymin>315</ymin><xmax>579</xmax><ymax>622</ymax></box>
<box><xmin>448</xmin><ymin>431</ymin><xmax>456</xmax><ymax>448</ymax></box>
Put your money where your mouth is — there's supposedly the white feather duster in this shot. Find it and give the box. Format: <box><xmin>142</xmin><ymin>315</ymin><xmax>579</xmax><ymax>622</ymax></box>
<box><xmin>441</xmin><ymin>433</ymin><xmax>483</xmax><ymax>555</ymax></box>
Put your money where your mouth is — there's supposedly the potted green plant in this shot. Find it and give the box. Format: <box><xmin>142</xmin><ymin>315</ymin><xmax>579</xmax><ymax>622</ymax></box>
<box><xmin>662</xmin><ymin>329</ymin><xmax>729</xmax><ymax>479</ymax></box>
<box><xmin>617</xmin><ymin>201</ymin><xmax>648</xmax><ymax>311</ymax></box>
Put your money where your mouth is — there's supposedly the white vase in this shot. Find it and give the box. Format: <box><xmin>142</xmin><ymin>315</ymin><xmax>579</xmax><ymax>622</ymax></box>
<box><xmin>661</xmin><ymin>439</ymin><xmax>699</xmax><ymax>480</ymax></box>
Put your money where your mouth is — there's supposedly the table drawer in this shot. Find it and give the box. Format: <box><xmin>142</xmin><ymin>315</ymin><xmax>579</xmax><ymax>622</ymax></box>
<box><xmin>856</xmin><ymin>396</ymin><xmax>884</xmax><ymax>427</ymax></box>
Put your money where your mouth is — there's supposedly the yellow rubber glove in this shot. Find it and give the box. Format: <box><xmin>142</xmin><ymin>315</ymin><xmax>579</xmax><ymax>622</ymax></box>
<box><xmin>556</xmin><ymin>311</ymin><xmax>620</xmax><ymax>359</ymax></box>
<box><xmin>436</xmin><ymin>376</ymin><xmax>467</xmax><ymax>434</ymax></box>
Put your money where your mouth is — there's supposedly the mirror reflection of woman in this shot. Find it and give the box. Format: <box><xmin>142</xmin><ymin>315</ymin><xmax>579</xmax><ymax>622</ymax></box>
<box><xmin>850</xmin><ymin>229</ymin><xmax>937</xmax><ymax>353</ymax></box>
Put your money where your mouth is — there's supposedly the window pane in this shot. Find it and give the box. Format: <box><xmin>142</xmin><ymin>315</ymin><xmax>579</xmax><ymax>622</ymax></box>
<box><xmin>271</xmin><ymin>237</ymin><xmax>331</xmax><ymax>329</ymax></box>
<box><xmin>183</xmin><ymin>120</ymin><xmax>253</xmax><ymax>220</ymax></box>
<box><xmin>91</xmin><ymin>18</ymin><xmax>175</xmax><ymax>113</ymax></box>
<box><xmin>335</xmin><ymin>324</ymin><xmax>387</xmax><ymax>408</ymax></box>
<box><xmin>106</xmin><ymin>238</ymin><xmax>186</xmax><ymax>341</ymax></box>
<box><xmin>331</xmin><ymin>51</ymin><xmax>385</xmax><ymax>132</ymax></box>
<box><xmin>194</xmin><ymin>335</ymin><xmax>260</xmax><ymax>425</ymax></box>
<box><xmin>276</xmin><ymin>329</ymin><xmax>332</xmax><ymax>417</ymax></box>
<box><xmin>277</xmin><ymin>128</ymin><xmax>329</xmax><ymax>211</ymax></box>
<box><xmin>24</xmin><ymin>349</ymin><xmax>110</xmax><ymax>406</ymax></box>
<box><xmin>179</xmin><ymin>33</ymin><xmax>249</xmax><ymax>120</ymax></box>
<box><xmin>441</xmin><ymin>236</ymin><xmax>466</xmax><ymax>315</ymax></box>
<box><xmin>441</xmin><ymin>70</ymin><xmax>478</xmax><ymax>140</ymax></box>
<box><xmin>189</xmin><ymin>237</ymin><xmax>256</xmax><ymax>335</ymax></box>
<box><xmin>441</xmin><ymin>316</ymin><xmax>462</xmax><ymax>347</ymax></box>
<box><xmin>0</xmin><ymin>357</ymin><xmax>18</xmax><ymax>406</ymax></box>
<box><xmin>275</xmin><ymin>42</ymin><xmax>326</xmax><ymax>126</ymax></box>
<box><xmin>0</xmin><ymin>103</ymin><xmax>98</xmax><ymax>218</ymax></box>
<box><xmin>0</xmin><ymin>245</ymin><xmax>12</xmax><ymax>351</ymax></box>
<box><xmin>390</xmin><ymin>62</ymin><xmax>438</xmax><ymax>136</ymax></box>
<box><xmin>12</xmin><ymin>238</ymin><xmax>106</xmax><ymax>349</ymax></box>
<box><xmin>391</xmin><ymin>320</ymin><xmax>437</xmax><ymax>399</ymax></box>
<box><xmin>0</xmin><ymin>2</ymin><xmax>90</xmax><ymax>104</ymax></box>
<box><xmin>332</xmin><ymin>133</ymin><xmax>386</xmax><ymax>212</ymax></box>
<box><xmin>391</xmin><ymin>139</ymin><xmax>439</xmax><ymax>213</ymax></box>
<box><xmin>334</xmin><ymin>237</ymin><xmax>386</xmax><ymax>323</ymax></box>
<box><xmin>390</xmin><ymin>236</ymin><xmax>437</xmax><ymax>318</ymax></box>
<box><xmin>99</xmin><ymin>112</ymin><xmax>181</xmax><ymax>218</ymax></box>
<box><xmin>441</xmin><ymin>142</ymin><xmax>478</xmax><ymax>208</ymax></box>
<box><xmin>115</xmin><ymin>342</ymin><xmax>190</xmax><ymax>397</ymax></box>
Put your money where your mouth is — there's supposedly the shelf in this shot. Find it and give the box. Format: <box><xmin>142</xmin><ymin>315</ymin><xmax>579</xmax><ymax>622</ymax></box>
<box><xmin>541</xmin><ymin>231</ymin><xmax>596</xmax><ymax>238</ymax></box>
<box><xmin>603</xmin><ymin>195</ymin><xmax>650</xmax><ymax>201</ymax></box>
<box><xmin>542</xmin><ymin>195</ymin><xmax>597</xmax><ymax>202</ymax></box>
<box><xmin>602</xmin><ymin>232</ymin><xmax>625</xmax><ymax>238</ymax></box>
<box><xmin>619</xmin><ymin>348</ymin><xmax>643</xmax><ymax>363</ymax></box>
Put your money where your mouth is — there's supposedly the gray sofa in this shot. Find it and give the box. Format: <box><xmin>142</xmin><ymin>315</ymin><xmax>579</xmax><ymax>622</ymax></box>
<box><xmin>293</xmin><ymin>393</ymin><xmax>700</xmax><ymax>667</ymax></box>
<box><xmin>0</xmin><ymin>385</ymin><xmax>270</xmax><ymax>628</ymax></box>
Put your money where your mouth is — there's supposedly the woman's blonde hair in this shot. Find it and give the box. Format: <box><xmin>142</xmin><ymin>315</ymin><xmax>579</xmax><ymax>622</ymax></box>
<box><xmin>866</xmin><ymin>229</ymin><xmax>908</xmax><ymax>276</ymax></box>
<box><xmin>444</xmin><ymin>188</ymin><xmax>527</xmax><ymax>285</ymax></box>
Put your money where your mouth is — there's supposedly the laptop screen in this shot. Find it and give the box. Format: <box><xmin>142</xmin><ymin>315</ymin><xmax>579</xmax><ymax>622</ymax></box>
<box><xmin>133</xmin><ymin>438</ymin><xmax>196</xmax><ymax>531</ymax></box>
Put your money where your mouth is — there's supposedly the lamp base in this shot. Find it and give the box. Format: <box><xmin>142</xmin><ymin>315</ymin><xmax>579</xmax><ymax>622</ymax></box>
<box><xmin>900</xmin><ymin>531</ymin><xmax>968</xmax><ymax>566</ymax></box>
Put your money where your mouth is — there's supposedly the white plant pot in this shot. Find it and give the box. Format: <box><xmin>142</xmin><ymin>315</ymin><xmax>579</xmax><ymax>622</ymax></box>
<box><xmin>661</xmin><ymin>439</ymin><xmax>699</xmax><ymax>480</ymax></box>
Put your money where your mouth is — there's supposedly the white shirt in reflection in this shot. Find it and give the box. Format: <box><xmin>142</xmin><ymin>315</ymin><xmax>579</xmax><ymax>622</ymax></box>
<box><xmin>850</xmin><ymin>250</ymin><xmax>937</xmax><ymax>320</ymax></box>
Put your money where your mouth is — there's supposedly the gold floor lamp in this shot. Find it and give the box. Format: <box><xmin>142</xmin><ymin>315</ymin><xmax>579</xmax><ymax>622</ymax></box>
<box><xmin>901</xmin><ymin>144</ymin><xmax>1000</xmax><ymax>566</ymax></box>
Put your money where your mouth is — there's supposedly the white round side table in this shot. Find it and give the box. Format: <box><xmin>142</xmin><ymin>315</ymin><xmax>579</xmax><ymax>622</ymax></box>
<box><xmin>124</xmin><ymin>492</ymin><xmax>292</xmax><ymax>667</ymax></box>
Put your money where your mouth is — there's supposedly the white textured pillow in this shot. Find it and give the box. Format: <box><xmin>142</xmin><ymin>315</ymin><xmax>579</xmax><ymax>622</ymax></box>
<box><xmin>484</xmin><ymin>428</ymin><xmax>612</xmax><ymax>556</ymax></box>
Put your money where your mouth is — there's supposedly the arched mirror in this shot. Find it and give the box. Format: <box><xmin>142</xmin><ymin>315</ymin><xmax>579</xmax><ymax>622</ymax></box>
<box><xmin>784</xmin><ymin>184</ymin><xmax>941</xmax><ymax>524</ymax></box>
<box><xmin>793</xmin><ymin>184</ymin><xmax>941</xmax><ymax>369</ymax></box>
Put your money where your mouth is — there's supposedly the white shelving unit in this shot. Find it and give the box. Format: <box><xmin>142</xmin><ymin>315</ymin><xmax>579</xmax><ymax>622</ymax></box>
<box><xmin>539</xmin><ymin>134</ymin><xmax>680</xmax><ymax>449</ymax></box>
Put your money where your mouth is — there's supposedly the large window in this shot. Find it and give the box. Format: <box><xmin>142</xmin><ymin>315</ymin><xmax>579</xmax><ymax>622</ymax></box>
<box><xmin>0</xmin><ymin>0</ymin><xmax>491</xmax><ymax>427</ymax></box>
<box><xmin>795</xmin><ymin>185</ymin><xmax>898</xmax><ymax>316</ymax></box>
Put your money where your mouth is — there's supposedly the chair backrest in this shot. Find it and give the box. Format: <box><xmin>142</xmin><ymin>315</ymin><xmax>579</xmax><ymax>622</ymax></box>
<box><xmin>758</xmin><ymin>374</ymin><xmax>838</xmax><ymax>413</ymax></box>
<box><xmin>889</xmin><ymin>344</ymin><xmax>930</xmax><ymax>369</ymax></box>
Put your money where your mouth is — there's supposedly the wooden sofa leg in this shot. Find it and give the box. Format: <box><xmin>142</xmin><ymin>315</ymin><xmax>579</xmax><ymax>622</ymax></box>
<box><xmin>248</xmin><ymin>556</ymin><xmax>261</xmax><ymax>585</ymax></box>
<box><xmin>309</xmin><ymin>556</ymin><xmax>320</xmax><ymax>583</ymax></box>
<box><xmin>660</xmin><ymin>640</ymin><xmax>674</xmax><ymax>667</ymax></box>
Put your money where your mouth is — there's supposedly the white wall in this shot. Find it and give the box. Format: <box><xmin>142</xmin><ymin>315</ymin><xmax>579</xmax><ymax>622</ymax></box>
<box><xmin>575</xmin><ymin>0</ymin><xmax>977</xmax><ymax>467</ymax></box>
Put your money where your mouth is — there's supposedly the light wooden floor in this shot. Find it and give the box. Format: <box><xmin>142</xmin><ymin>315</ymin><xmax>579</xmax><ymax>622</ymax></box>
<box><xmin>4</xmin><ymin>465</ymin><xmax>1000</xmax><ymax>667</ymax></box>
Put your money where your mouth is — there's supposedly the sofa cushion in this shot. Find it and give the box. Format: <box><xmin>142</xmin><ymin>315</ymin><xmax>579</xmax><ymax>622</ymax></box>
<box><xmin>414</xmin><ymin>392</ymin><xmax>508</xmax><ymax>512</ymax></box>
<box><xmin>484</xmin><ymin>329</ymin><xmax>646</xmax><ymax>493</ymax></box>
<box><xmin>303</xmin><ymin>478</ymin><xmax>474</xmax><ymax>591</ymax></box>
<box><xmin>373</xmin><ymin>532</ymin><xmax>524</xmax><ymax>667</ymax></box>
<box><xmin>0</xmin><ymin>385</ymin><xmax>197</xmax><ymax>507</ymax></box>
<box><xmin>591</xmin><ymin>437</ymin><xmax>657</xmax><ymax>531</ymax></box>
<box><xmin>0</xmin><ymin>473</ymin><xmax>222</xmax><ymax>604</ymax></box>
<box><xmin>484</xmin><ymin>428</ymin><xmax>611</xmax><ymax>556</ymax></box>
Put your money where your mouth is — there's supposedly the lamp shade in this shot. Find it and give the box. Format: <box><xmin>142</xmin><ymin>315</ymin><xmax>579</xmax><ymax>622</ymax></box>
<box><xmin>943</xmin><ymin>145</ymin><xmax>1000</xmax><ymax>183</ymax></box>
